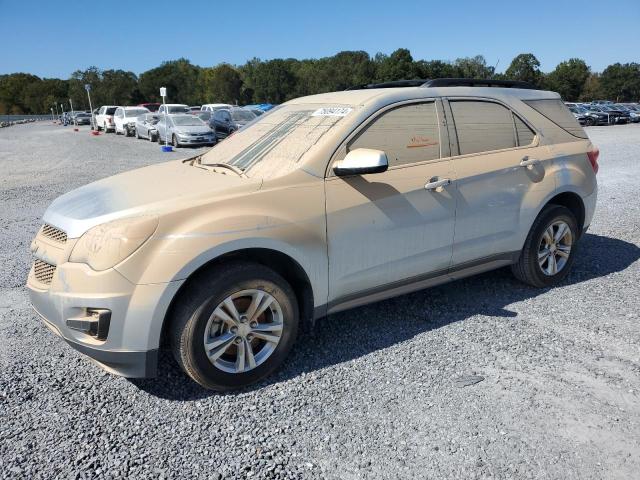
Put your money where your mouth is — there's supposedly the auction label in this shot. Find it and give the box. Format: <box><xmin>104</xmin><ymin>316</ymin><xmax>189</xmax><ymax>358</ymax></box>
<box><xmin>312</xmin><ymin>107</ymin><xmax>353</xmax><ymax>117</ymax></box>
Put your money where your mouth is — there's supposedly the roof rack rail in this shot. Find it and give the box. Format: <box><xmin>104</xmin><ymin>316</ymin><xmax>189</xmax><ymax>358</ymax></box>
<box><xmin>346</xmin><ymin>78</ymin><xmax>537</xmax><ymax>90</ymax></box>
<box><xmin>345</xmin><ymin>79</ymin><xmax>428</xmax><ymax>90</ymax></box>
<box><xmin>422</xmin><ymin>78</ymin><xmax>537</xmax><ymax>89</ymax></box>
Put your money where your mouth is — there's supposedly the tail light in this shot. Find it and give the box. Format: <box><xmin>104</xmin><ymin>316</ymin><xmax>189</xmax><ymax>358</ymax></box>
<box><xmin>587</xmin><ymin>147</ymin><xmax>599</xmax><ymax>174</ymax></box>
<box><xmin>108</xmin><ymin>117</ymin><xmax>114</xmax><ymax>125</ymax></box>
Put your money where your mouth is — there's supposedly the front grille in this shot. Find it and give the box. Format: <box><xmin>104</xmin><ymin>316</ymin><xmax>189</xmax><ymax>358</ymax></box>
<box><xmin>33</xmin><ymin>259</ymin><xmax>56</xmax><ymax>285</ymax></box>
<box><xmin>41</xmin><ymin>224</ymin><xmax>67</xmax><ymax>244</ymax></box>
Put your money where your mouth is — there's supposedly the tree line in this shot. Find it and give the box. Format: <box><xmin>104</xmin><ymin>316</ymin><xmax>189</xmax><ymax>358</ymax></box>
<box><xmin>1</xmin><ymin>49</ymin><xmax>639</xmax><ymax>114</ymax></box>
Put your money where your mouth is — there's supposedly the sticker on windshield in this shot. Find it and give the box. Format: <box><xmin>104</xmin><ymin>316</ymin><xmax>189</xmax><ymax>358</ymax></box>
<box><xmin>311</xmin><ymin>107</ymin><xmax>353</xmax><ymax>117</ymax></box>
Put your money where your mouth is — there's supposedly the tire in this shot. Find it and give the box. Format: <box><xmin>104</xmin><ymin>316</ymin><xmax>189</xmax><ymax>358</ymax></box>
<box><xmin>169</xmin><ymin>262</ymin><xmax>299</xmax><ymax>391</ymax></box>
<box><xmin>584</xmin><ymin>117</ymin><xmax>595</xmax><ymax>127</ymax></box>
<box><xmin>172</xmin><ymin>134</ymin><xmax>179</xmax><ymax>148</ymax></box>
<box><xmin>511</xmin><ymin>205</ymin><xmax>579</xmax><ymax>288</ymax></box>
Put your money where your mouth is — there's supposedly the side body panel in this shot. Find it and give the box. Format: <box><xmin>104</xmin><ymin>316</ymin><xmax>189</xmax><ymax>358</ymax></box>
<box><xmin>325</xmin><ymin>161</ymin><xmax>456</xmax><ymax>301</ymax></box>
<box><xmin>115</xmin><ymin>169</ymin><xmax>329</xmax><ymax>309</ymax></box>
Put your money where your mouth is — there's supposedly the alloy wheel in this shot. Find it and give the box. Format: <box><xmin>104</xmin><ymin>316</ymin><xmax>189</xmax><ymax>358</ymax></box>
<box><xmin>203</xmin><ymin>289</ymin><xmax>284</xmax><ymax>374</ymax></box>
<box><xmin>538</xmin><ymin>221</ymin><xmax>573</xmax><ymax>276</ymax></box>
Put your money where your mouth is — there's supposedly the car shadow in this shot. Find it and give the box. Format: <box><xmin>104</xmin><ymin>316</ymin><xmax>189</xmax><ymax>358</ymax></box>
<box><xmin>131</xmin><ymin>233</ymin><xmax>640</xmax><ymax>400</ymax></box>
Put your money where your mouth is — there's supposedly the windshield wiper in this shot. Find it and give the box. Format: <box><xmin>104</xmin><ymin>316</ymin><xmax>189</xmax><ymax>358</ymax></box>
<box><xmin>186</xmin><ymin>156</ymin><xmax>245</xmax><ymax>177</ymax></box>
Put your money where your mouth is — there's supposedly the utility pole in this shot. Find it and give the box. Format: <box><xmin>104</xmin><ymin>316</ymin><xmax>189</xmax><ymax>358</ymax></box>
<box><xmin>69</xmin><ymin>98</ymin><xmax>75</xmax><ymax>126</ymax></box>
<box><xmin>85</xmin><ymin>84</ymin><xmax>95</xmax><ymax>130</ymax></box>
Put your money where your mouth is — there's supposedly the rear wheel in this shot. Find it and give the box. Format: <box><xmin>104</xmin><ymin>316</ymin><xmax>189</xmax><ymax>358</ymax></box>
<box><xmin>512</xmin><ymin>205</ymin><xmax>578</xmax><ymax>288</ymax></box>
<box><xmin>170</xmin><ymin>262</ymin><xmax>299</xmax><ymax>391</ymax></box>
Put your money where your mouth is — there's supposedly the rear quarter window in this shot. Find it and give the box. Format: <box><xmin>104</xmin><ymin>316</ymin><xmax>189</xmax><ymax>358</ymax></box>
<box><xmin>523</xmin><ymin>99</ymin><xmax>588</xmax><ymax>139</ymax></box>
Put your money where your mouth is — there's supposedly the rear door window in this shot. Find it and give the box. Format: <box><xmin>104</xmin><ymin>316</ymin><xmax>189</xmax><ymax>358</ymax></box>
<box><xmin>449</xmin><ymin>100</ymin><xmax>516</xmax><ymax>155</ymax></box>
<box><xmin>348</xmin><ymin>102</ymin><xmax>441</xmax><ymax>167</ymax></box>
<box><xmin>514</xmin><ymin>115</ymin><xmax>536</xmax><ymax>146</ymax></box>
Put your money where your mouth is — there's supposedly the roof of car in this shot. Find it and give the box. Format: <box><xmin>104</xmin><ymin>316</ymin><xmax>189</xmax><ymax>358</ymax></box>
<box><xmin>288</xmin><ymin>85</ymin><xmax>560</xmax><ymax>108</ymax></box>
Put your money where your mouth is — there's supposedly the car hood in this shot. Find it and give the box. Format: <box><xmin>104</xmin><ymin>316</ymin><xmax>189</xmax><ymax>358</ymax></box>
<box><xmin>174</xmin><ymin>125</ymin><xmax>212</xmax><ymax>134</ymax></box>
<box><xmin>43</xmin><ymin>159</ymin><xmax>259</xmax><ymax>238</ymax></box>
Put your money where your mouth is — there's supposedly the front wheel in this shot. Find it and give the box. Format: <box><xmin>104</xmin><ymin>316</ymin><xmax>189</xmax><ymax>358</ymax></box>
<box><xmin>584</xmin><ymin>117</ymin><xmax>595</xmax><ymax>127</ymax></box>
<box><xmin>512</xmin><ymin>205</ymin><xmax>579</xmax><ymax>288</ymax></box>
<box><xmin>169</xmin><ymin>262</ymin><xmax>299</xmax><ymax>391</ymax></box>
<box><xmin>172</xmin><ymin>135</ymin><xmax>180</xmax><ymax>148</ymax></box>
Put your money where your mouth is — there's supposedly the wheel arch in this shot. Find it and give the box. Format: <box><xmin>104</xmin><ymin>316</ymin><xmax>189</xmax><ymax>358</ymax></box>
<box><xmin>160</xmin><ymin>247</ymin><xmax>315</xmax><ymax>347</ymax></box>
<box><xmin>544</xmin><ymin>191</ymin><xmax>586</xmax><ymax>237</ymax></box>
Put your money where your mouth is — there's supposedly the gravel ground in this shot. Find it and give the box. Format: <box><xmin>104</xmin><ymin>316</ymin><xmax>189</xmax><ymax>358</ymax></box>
<box><xmin>1</xmin><ymin>122</ymin><xmax>639</xmax><ymax>479</ymax></box>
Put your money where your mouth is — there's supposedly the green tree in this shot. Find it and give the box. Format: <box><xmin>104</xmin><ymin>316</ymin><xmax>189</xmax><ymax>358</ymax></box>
<box><xmin>505</xmin><ymin>53</ymin><xmax>542</xmax><ymax>86</ymax></box>
<box><xmin>375</xmin><ymin>48</ymin><xmax>418</xmax><ymax>81</ymax></box>
<box><xmin>199</xmin><ymin>64</ymin><xmax>243</xmax><ymax>104</ymax></box>
<box><xmin>545</xmin><ymin>59</ymin><xmax>590</xmax><ymax>100</ymax></box>
<box><xmin>414</xmin><ymin>60</ymin><xmax>458</xmax><ymax>79</ymax></box>
<box><xmin>579</xmin><ymin>73</ymin><xmax>603</xmax><ymax>101</ymax></box>
<box><xmin>453</xmin><ymin>55</ymin><xmax>494</xmax><ymax>78</ymax></box>
<box><xmin>138</xmin><ymin>58</ymin><xmax>201</xmax><ymax>104</ymax></box>
<box><xmin>240</xmin><ymin>58</ymin><xmax>296</xmax><ymax>103</ymax></box>
<box><xmin>598</xmin><ymin>63</ymin><xmax>640</xmax><ymax>102</ymax></box>
<box><xmin>0</xmin><ymin>73</ymin><xmax>42</xmax><ymax>114</ymax></box>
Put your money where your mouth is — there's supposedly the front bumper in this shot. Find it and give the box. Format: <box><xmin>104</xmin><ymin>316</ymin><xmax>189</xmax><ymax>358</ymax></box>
<box><xmin>177</xmin><ymin>134</ymin><xmax>216</xmax><ymax>145</ymax></box>
<box><xmin>27</xmin><ymin>259</ymin><xmax>183</xmax><ymax>378</ymax></box>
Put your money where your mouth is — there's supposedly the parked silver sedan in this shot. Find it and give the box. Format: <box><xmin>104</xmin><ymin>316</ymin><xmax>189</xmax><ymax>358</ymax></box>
<box><xmin>135</xmin><ymin>113</ymin><xmax>160</xmax><ymax>141</ymax></box>
<box><xmin>156</xmin><ymin>114</ymin><xmax>216</xmax><ymax>148</ymax></box>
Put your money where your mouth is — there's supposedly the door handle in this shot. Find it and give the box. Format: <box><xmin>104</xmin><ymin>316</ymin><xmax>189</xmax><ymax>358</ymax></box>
<box><xmin>520</xmin><ymin>156</ymin><xmax>541</xmax><ymax>170</ymax></box>
<box><xmin>424</xmin><ymin>177</ymin><xmax>451</xmax><ymax>192</ymax></box>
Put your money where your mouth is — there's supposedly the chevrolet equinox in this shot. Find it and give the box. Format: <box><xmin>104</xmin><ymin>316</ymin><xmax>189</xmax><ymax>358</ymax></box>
<box><xmin>27</xmin><ymin>79</ymin><xmax>599</xmax><ymax>390</ymax></box>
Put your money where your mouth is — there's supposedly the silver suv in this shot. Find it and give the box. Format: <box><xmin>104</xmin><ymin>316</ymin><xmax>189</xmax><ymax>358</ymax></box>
<box><xmin>27</xmin><ymin>79</ymin><xmax>598</xmax><ymax>390</ymax></box>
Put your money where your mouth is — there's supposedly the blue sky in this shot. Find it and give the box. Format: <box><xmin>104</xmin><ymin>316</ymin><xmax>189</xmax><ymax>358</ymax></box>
<box><xmin>1</xmin><ymin>0</ymin><xmax>638</xmax><ymax>78</ymax></box>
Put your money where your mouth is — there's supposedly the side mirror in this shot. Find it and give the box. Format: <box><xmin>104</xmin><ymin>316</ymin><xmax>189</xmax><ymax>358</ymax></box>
<box><xmin>333</xmin><ymin>148</ymin><xmax>389</xmax><ymax>176</ymax></box>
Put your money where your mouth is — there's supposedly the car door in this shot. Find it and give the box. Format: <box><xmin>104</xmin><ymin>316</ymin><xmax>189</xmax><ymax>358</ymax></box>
<box><xmin>220</xmin><ymin>111</ymin><xmax>232</xmax><ymax>137</ymax></box>
<box><xmin>114</xmin><ymin>108</ymin><xmax>123</xmax><ymax>132</ymax></box>
<box><xmin>444</xmin><ymin>97</ymin><xmax>555</xmax><ymax>267</ymax></box>
<box><xmin>325</xmin><ymin>100</ymin><xmax>457</xmax><ymax>306</ymax></box>
<box><xmin>156</xmin><ymin>117</ymin><xmax>166</xmax><ymax>141</ymax></box>
<box><xmin>213</xmin><ymin>111</ymin><xmax>226</xmax><ymax>137</ymax></box>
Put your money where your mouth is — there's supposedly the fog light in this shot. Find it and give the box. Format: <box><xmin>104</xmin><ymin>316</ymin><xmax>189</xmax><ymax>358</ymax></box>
<box><xmin>66</xmin><ymin>309</ymin><xmax>111</xmax><ymax>340</ymax></box>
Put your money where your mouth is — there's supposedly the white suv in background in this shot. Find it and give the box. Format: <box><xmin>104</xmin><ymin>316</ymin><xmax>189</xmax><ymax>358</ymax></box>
<box><xmin>95</xmin><ymin>106</ymin><xmax>118</xmax><ymax>132</ymax></box>
<box><xmin>201</xmin><ymin>103</ymin><xmax>233</xmax><ymax>112</ymax></box>
<box><xmin>113</xmin><ymin>107</ymin><xmax>150</xmax><ymax>136</ymax></box>
<box><xmin>158</xmin><ymin>104</ymin><xmax>190</xmax><ymax>115</ymax></box>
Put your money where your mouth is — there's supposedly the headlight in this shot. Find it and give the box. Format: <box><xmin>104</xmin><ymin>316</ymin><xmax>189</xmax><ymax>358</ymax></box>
<box><xmin>69</xmin><ymin>216</ymin><xmax>158</xmax><ymax>271</ymax></box>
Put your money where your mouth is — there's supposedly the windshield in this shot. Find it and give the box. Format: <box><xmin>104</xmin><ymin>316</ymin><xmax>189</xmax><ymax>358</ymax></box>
<box><xmin>168</xmin><ymin>106</ymin><xmax>189</xmax><ymax>113</ymax></box>
<box><xmin>201</xmin><ymin>103</ymin><xmax>354</xmax><ymax>178</ymax></box>
<box><xmin>230</xmin><ymin>109</ymin><xmax>256</xmax><ymax>122</ymax></box>
<box><xmin>172</xmin><ymin>116</ymin><xmax>206</xmax><ymax>126</ymax></box>
<box><xmin>125</xmin><ymin>108</ymin><xmax>148</xmax><ymax>117</ymax></box>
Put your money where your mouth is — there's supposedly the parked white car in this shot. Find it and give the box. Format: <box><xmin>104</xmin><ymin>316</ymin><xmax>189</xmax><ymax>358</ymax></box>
<box><xmin>95</xmin><ymin>106</ymin><xmax>118</xmax><ymax>132</ymax></box>
<box><xmin>158</xmin><ymin>104</ymin><xmax>189</xmax><ymax>115</ymax></box>
<box><xmin>114</xmin><ymin>107</ymin><xmax>150</xmax><ymax>136</ymax></box>
<box><xmin>201</xmin><ymin>103</ymin><xmax>233</xmax><ymax>112</ymax></box>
